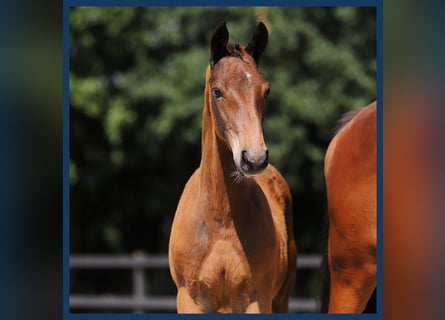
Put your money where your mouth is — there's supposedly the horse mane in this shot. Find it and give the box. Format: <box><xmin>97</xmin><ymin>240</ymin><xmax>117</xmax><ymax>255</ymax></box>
<box><xmin>226</xmin><ymin>43</ymin><xmax>243</xmax><ymax>57</ymax></box>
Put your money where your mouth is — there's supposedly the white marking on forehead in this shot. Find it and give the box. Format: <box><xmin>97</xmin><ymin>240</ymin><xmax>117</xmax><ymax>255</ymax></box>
<box><xmin>245</xmin><ymin>71</ymin><xmax>252</xmax><ymax>83</ymax></box>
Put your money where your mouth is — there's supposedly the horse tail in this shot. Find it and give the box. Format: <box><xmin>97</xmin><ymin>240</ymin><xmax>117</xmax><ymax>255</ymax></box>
<box><xmin>331</xmin><ymin>107</ymin><xmax>364</xmax><ymax>138</ymax></box>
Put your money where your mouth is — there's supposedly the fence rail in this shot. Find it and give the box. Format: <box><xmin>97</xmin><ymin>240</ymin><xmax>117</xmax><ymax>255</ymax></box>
<box><xmin>70</xmin><ymin>254</ymin><xmax>322</xmax><ymax>313</ymax></box>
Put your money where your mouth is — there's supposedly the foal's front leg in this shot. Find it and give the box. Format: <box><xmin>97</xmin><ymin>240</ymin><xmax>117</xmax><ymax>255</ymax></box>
<box><xmin>176</xmin><ymin>287</ymin><xmax>207</xmax><ymax>313</ymax></box>
<box><xmin>245</xmin><ymin>297</ymin><xmax>272</xmax><ymax>313</ymax></box>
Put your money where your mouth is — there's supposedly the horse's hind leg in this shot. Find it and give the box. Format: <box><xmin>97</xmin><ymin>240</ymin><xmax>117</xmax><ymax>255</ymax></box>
<box><xmin>329</xmin><ymin>268</ymin><xmax>376</xmax><ymax>313</ymax></box>
<box><xmin>328</xmin><ymin>229</ymin><xmax>376</xmax><ymax>313</ymax></box>
<box><xmin>328</xmin><ymin>271</ymin><xmax>375</xmax><ymax>313</ymax></box>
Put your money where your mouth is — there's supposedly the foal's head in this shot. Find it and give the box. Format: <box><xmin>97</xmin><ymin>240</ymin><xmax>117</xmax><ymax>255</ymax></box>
<box><xmin>207</xmin><ymin>22</ymin><xmax>270</xmax><ymax>179</ymax></box>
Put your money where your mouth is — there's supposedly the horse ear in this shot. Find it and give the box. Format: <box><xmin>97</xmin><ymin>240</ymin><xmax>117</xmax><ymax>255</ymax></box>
<box><xmin>246</xmin><ymin>22</ymin><xmax>269</xmax><ymax>65</ymax></box>
<box><xmin>210</xmin><ymin>22</ymin><xmax>229</xmax><ymax>67</ymax></box>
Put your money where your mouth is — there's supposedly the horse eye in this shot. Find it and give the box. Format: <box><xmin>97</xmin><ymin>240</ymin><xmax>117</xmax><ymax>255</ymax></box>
<box><xmin>212</xmin><ymin>87</ymin><xmax>223</xmax><ymax>99</ymax></box>
<box><xmin>265</xmin><ymin>87</ymin><xmax>270</xmax><ymax>98</ymax></box>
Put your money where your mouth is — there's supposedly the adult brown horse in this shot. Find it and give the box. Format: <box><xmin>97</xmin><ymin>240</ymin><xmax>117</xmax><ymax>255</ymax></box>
<box><xmin>321</xmin><ymin>101</ymin><xmax>377</xmax><ymax>313</ymax></box>
<box><xmin>168</xmin><ymin>22</ymin><xmax>296</xmax><ymax>313</ymax></box>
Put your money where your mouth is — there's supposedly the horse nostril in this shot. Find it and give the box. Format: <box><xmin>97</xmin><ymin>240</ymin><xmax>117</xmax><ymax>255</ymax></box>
<box><xmin>241</xmin><ymin>149</ymin><xmax>268</xmax><ymax>173</ymax></box>
<box><xmin>241</xmin><ymin>150</ymin><xmax>253</xmax><ymax>166</ymax></box>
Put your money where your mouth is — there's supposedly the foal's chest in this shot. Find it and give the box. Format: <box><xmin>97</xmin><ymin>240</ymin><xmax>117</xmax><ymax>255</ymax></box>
<box><xmin>192</xmin><ymin>238</ymin><xmax>254</xmax><ymax>312</ymax></box>
<box><xmin>186</xmin><ymin>218</ymin><xmax>278</xmax><ymax>312</ymax></box>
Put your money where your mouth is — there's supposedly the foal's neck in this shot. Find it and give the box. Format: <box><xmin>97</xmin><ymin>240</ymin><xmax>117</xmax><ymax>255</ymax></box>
<box><xmin>200</xmin><ymin>100</ymin><xmax>245</xmax><ymax>190</ymax></box>
<box><xmin>199</xmin><ymin>81</ymin><xmax>253</xmax><ymax>221</ymax></box>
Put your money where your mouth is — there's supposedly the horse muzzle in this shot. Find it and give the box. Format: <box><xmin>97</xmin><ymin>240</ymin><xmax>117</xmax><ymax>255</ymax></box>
<box><xmin>238</xmin><ymin>149</ymin><xmax>269</xmax><ymax>177</ymax></box>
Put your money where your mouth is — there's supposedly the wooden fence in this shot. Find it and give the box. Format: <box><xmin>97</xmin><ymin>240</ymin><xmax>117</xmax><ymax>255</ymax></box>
<box><xmin>70</xmin><ymin>253</ymin><xmax>322</xmax><ymax>313</ymax></box>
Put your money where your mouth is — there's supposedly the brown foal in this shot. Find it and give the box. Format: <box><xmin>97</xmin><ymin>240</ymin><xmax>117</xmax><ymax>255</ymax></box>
<box><xmin>168</xmin><ymin>22</ymin><xmax>296</xmax><ymax>313</ymax></box>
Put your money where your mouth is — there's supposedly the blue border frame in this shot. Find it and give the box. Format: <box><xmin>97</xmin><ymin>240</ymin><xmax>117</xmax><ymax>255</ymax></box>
<box><xmin>376</xmin><ymin>1</ymin><xmax>383</xmax><ymax>317</ymax></box>
<box><xmin>66</xmin><ymin>0</ymin><xmax>378</xmax><ymax>7</ymax></box>
<box><xmin>63</xmin><ymin>1</ymin><xmax>383</xmax><ymax>319</ymax></box>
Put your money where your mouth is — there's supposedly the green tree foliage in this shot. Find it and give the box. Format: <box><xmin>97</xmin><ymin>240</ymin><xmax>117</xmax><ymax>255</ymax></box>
<box><xmin>70</xmin><ymin>6</ymin><xmax>375</xmax><ymax>303</ymax></box>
